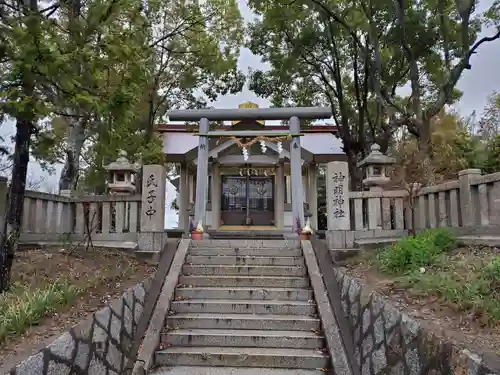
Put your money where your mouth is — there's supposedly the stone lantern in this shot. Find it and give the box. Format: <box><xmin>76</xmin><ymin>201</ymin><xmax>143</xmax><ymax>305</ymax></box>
<box><xmin>104</xmin><ymin>150</ymin><xmax>140</xmax><ymax>195</ymax></box>
<box><xmin>357</xmin><ymin>143</ymin><xmax>395</xmax><ymax>191</ymax></box>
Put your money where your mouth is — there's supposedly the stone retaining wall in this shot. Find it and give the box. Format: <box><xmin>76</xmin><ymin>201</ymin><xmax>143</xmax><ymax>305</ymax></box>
<box><xmin>334</xmin><ymin>268</ymin><xmax>500</xmax><ymax>375</ymax></box>
<box><xmin>5</xmin><ymin>277</ymin><xmax>153</xmax><ymax>375</ymax></box>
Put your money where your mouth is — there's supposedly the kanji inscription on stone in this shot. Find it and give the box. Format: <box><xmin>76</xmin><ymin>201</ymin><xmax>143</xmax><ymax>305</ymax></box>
<box><xmin>326</xmin><ymin>162</ymin><xmax>350</xmax><ymax>230</ymax></box>
<box><xmin>141</xmin><ymin>165</ymin><xmax>166</xmax><ymax>231</ymax></box>
<box><xmin>146</xmin><ymin>173</ymin><xmax>158</xmax><ymax>188</ymax></box>
<box><xmin>146</xmin><ymin>190</ymin><xmax>156</xmax><ymax>204</ymax></box>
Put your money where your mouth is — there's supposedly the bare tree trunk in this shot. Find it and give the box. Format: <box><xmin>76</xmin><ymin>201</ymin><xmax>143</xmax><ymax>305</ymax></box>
<box><xmin>59</xmin><ymin>119</ymin><xmax>85</xmax><ymax>191</ymax></box>
<box><xmin>0</xmin><ymin>118</ymin><xmax>32</xmax><ymax>293</ymax></box>
<box><xmin>346</xmin><ymin>150</ymin><xmax>364</xmax><ymax>191</ymax></box>
<box><xmin>416</xmin><ymin>119</ymin><xmax>437</xmax><ymax>186</ymax></box>
<box><xmin>144</xmin><ymin>92</ymin><xmax>157</xmax><ymax>145</ymax></box>
<box><xmin>59</xmin><ymin>0</ymin><xmax>84</xmax><ymax>193</ymax></box>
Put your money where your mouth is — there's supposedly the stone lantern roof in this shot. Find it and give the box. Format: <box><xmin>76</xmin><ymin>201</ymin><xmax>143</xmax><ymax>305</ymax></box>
<box><xmin>357</xmin><ymin>144</ymin><xmax>395</xmax><ymax>190</ymax></box>
<box><xmin>357</xmin><ymin>144</ymin><xmax>395</xmax><ymax>167</ymax></box>
<box><xmin>104</xmin><ymin>150</ymin><xmax>140</xmax><ymax>173</ymax></box>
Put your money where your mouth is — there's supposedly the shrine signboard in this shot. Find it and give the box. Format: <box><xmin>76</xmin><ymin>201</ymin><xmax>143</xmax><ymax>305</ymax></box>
<box><xmin>140</xmin><ymin>165</ymin><xmax>166</xmax><ymax>232</ymax></box>
<box><xmin>326</xmin><ymin>161</ymin><xmax>350</xmax><ymax>230</ymax></box>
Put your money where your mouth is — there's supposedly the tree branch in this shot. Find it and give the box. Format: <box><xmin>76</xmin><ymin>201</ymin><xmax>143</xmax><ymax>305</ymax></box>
<box><xmin>425</xmin><ymin>29</ymin><xmax>500</xmax><ymax>119</ymax></box>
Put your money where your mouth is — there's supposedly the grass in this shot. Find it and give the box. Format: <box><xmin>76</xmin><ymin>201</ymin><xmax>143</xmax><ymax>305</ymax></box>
<box><xmin>358</xmin><ymin>229</ymin><xmax>500</xmax><ymax>325</ymax></box>
<box><xmin>400</xmin><ymin>250</ymin><xmax>500</xmax><ymax>324</ymax></box>
<box><xmin>0</xmin><ymin>280</ymin><xmax>79</xmax><ymax>343</ymax></box>
<box><xmin>0</xmin><ymin>247</ymin><xmax>155</xmax><ymax>365</ymax></box>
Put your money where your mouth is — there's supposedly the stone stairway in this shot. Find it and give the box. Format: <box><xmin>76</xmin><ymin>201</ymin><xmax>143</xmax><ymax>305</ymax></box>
<box><xmin>152</xmin><ymin>240</ymin><xmax>331</xmax><ymax>373</ymax></box>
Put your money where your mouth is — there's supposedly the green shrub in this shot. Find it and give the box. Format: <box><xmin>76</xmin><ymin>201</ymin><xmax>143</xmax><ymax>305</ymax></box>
<box><xmin>422</xmin><ymin>228</ymin><xmax>456</xmax><ymax>252</ymax></box>
<box><xmin>376</xmin><ymin>229</ymin><xmax>456</xmax><ymax>274</ymax></box>
<box><xmin>0</xmin><ymin>280</ymin><xmax>79</xmax><ymax>342</ymax></box>
<box><xmin>481</xmin><ymin>256</ymin><xmax>500</xmax><ymax>290</ymax></box>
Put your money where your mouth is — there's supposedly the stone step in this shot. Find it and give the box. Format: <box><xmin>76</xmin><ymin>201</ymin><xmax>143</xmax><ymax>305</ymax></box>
<box><xmin>182</xmin><ymin>265</ymin><xmax>307</xmax><ymax>277</ymax></box>
<box><xmin>155</xmin><ymin>347</ymin><xmax>329</xmax><ymax>369</ymax></box>
<box><xmin>189</xmin><ymin>240</ymin><xmax>299</xmax><ymax>249</ymax></box>
<box><xmin>152</xmin><ymin>366</ymin><xmax>327</xmax><ymax>375</ymax></box>
<box><xmin>188</xmin><ymin>248</ymin><xmax>302</xmax><ymax>257</ymax></box>
<box><xmin>186</xmin><ymin>255</ymin><xmax>305</xmax><ymax>266</ymax></box>
<box><xmin>166</xmin><ymin>313</ymin><xmax>321</xmax><ymax>331</ymax></box>
<box><xmin>162</xmin><ymin>329</ymin><xmax>324</xmax><ymax>349</ymax></box>
<box><xmin>208</xmin><ymin>232</ymin><xmax>286</xmax><ymax>240</ymax></box>
<box><xmin>178</xmin><ymin>275</ymin><xmax>310</xmax><ymax>288</ymax></box>
<box><xmin>171</xmin><ymin>299</ymin><xmax>317</xmax><ymax>315</ymax></box>
<box><xmin>175</xmin><ymin>287</ymin><xmax>313</xmax><ymax>301</ymax></box>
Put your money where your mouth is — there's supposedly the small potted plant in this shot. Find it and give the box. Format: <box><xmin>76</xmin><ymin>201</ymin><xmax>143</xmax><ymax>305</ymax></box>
<box><xmin>191</xmin><ymin>220</ymin><xmax>204</xmax><ymax>240</ymax></box>
<box><xmin>300</xmin><ymin>218</ymin><xmax>313</xmax><ymax>240</ymax></box>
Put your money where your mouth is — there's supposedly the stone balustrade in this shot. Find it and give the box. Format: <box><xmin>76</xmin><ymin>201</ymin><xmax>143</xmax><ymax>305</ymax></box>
<box><xmin>345</xmin><ymin>169</ymin><xmax>500</xmax><ymax>233</ymax></box>
<box><xmin>415</xmin><ymin>180</ymin><xmax>461</xmax><ymax>229</ymax></box>
<box><xmin>21</xmin><ymin>191</ymin><xmax>73</xmax><ymax>235</ymax></box>
<box><xmin>326</xmin><ymin>164</ymin><xmax>500</xmax><ymax>248</ymax></box>
<box><xmin>0</xmin><ymin>163</ymin><xmax>166</xmax><ymax>251</ymax></box>
<box><xmin>0</xmin><ymin>163</ymin><xmax>499</xmax><ymax>249</ymax></box>
<box><xmin>349</xmin><ymin>190</ymin><xmax>409</xmax><ymax>231</ymax></box>
<box><xmin>414</xmin><ymin>169</ymin><xmax>500</xmax><ymax>230</ymax></box>
<box><xmin>19</xmin><ymin>190</ymin><xmax>142</xmax><ymax>246</ymax></box>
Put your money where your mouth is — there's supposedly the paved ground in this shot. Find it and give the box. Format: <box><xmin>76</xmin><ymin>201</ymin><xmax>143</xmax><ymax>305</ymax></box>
<box><xmin>153</xmin><ymin>367</ymin><xmax>326</xmax><ymax>375</ymax></box>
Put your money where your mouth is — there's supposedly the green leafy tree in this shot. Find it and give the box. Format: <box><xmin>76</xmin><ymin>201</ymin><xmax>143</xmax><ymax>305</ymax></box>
<box><xmin>0</xmin><ymin>0</ymin><xmax>61</xmax><ymax>292</ymax></box>
<box><xmin>29</xmin><ymin>0</ymin><xmax>155</xmax><ymax>192</ymax></box>
<box><xmin>30</xmin><ymin>0</ymin><xmax>245</xmax><ymax>193</ymax></box>
<box><xmin>0</xmin><ymin>0</ymin><xmax>149</xmax><ymax>291</ymax></box>
<box><xmin>247</xmin><ymin>0</ymin><xmax>408</xmax><ymax>186</ymax></box>
<box><xmin>478</xmin><ymin>91</ymin><xmax>500</xmax><ymax>141</ymax></box>
<box><xmin>307</xmin><ymin>0</ymin><xmax>500</xmax><ymax>158</ymax></box>
<box><xmin>483</xmin><ymin>135</ymin><xmax>500</xmax><ymax>173</ymax></box>
<box><xmin>248</xmin><ymin>0</ymin><xmax>500</xmax><ymax>184</ymax></box>
<box><xmin>476</xmin><ymin>92</ymin><xmax>500</xmax><ymax>173</ymax></box>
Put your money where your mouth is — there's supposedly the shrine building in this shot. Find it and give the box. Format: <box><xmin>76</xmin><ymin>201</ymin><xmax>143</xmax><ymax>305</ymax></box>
<box><xmin>158</xmin><ymin>102</ymin><xmax>345</xmax><ymax>231</ymax></box>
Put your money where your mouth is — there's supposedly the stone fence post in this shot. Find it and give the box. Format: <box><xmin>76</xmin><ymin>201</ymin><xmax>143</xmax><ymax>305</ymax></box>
<box><xmin>139</xmin><ymin>165</ymin><xmax>167</xmax><ymax>255</ymax></box>
<box><xmin>458</xmin><ymin>169</ymin><xmax>481</xmax><ymax>227</ymax></box>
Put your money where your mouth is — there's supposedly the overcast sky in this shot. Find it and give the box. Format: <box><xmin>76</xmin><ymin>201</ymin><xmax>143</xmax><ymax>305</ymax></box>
<box><xmin>1</xmin><ymin>0</ymin><xmax>499</xmax><ymax>227</ymax></box>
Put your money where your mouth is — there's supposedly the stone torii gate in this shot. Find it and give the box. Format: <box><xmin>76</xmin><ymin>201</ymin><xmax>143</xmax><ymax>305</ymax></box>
<box><xmin>166</xmin><ymin>106</ymin><xmax>333</xmax><ymax>232</ymax></box>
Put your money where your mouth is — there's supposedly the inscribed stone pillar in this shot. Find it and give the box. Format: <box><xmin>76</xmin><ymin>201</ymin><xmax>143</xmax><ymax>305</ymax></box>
<box><xmin>178</xmin><ymin>163</ymin><xmax>189</xmax><ymax>230</ymax></box>
<box><xmin>458</xmin><ymin>169</ymin><xmax>481</xmax><ymax>227</ymax></box>
<box><xmin>307</xmin><ymin>163</ymin><xmax>318</xmax><ymax>230</ymax></box>
<box><xmin>139</xmin><ymin>165</ymin><xmax>166</xmax><ymax>253</ymax></box>
<box><xmin>289</xmin><ymin>116</ymin><xmax>305</xmax><ymax>230</ymax></box>
<box><xmin>326</xmin><ymin>161</ymin><xmax>350</xmax><ymax>230</ymax></box>
<box><xmin>211</xmin><ymin>163</ymin><xmax>221</xmax><ymax>230</ymax></box>
<box><xmin>275</xmin><ymin>163</ymin><xmax>285</xmax><ymax>229</ymax></box>
<box><xmin>194</xmin><ymin>118</ymin><xmax>210</xmax><ymax>227</ymax></box>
